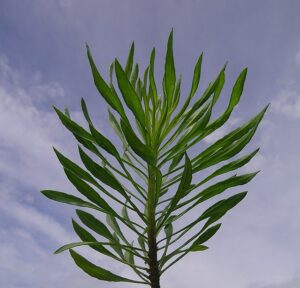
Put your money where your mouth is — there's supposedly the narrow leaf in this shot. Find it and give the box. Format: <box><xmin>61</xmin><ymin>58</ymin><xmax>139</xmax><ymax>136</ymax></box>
<box><xmin>115</xmin><ymin>59</ymin><xmax>146</xmax><ymax>128</ymax></box>
<box><xmin>70</xmin><ymin>249</ymin><xmax>137</xmax><ymax>282</ymax></box>
<box><xmin>76</xmin><ymin>209</ymin><xmax>114</xmax><ymax>241</ymax></box>
<box><xmin>86</xmin><ymin>45</ymin><xmax>126</xmax><ymax>118</ymax></box>
<box><xmin>64</xmin><ymin>169</ymin><xmax>116</xmax><ymax>215</ymax></box>
<box><xmin>41</xmin><ymin>190</ymin><xmax>100</xmax><ymax>210</ymax></box>
<box><xmin>120</xmin><ymin>119</ymin><xmax>155</xmax><ymax>165</ymax></box>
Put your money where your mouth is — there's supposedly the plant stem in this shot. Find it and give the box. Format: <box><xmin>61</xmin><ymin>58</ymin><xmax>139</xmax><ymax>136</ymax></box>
<box><xmin>147</xmin><ymin>165</ymin><xmax>160</xmax><ymax>288</ymax></box>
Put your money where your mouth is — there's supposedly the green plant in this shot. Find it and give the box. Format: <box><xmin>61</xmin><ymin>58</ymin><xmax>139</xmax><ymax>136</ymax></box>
<box><xmin>42</xmin><ymin>31</ymin><xmax>267</xmax><ymax>288</ymax></box>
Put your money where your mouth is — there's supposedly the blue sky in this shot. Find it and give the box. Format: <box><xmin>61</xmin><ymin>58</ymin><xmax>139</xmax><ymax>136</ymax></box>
<box><xmin>0</xmin><ymin>1</ymin><xmax>300</xmax><ymax>287</ymax></box>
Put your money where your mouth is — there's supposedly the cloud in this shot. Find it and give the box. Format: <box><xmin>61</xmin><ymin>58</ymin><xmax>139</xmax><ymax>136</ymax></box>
<box><xmin>272</xmin><ymin>50</ymin><xmax>300</xmax><ymax>118</ymax></box>
<box><xmin>273</xmin><ymin>85</ymin><xmax>300</xmax><ymax>118</ymax></box>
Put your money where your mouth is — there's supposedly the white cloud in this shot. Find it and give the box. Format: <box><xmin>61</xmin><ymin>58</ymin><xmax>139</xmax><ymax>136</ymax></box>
<box><xmin>273</xmin><ymin>85</ymin><xmax>300</xmax><ymax>118</ymax></box>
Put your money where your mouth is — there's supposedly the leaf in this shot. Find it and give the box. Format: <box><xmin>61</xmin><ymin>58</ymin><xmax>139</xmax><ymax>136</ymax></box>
<box><xmin>125</xmin><ymin>42</ymin><xmax>134</xmax><ymax>77</ymax></box>
<box><xmin>71</xmin><ymin>219</ymin><xmax>116</xmax><ymax>258</ymax></box>
<box><xmin>161</xmin><ymin>154</ymin><xmax>192</xmax><ymax>228</ymax></box>
<box><xmin>164</xmin><ymin>223</ymin><xmax>173</xmax><ymax>246</ymax></box>
<box><xmin>201</xmin><ymin>149</ymin><xmax>259</xmax><ymax>184</ymax></box>
<box><xmin>64</xmin><ymin>169</ymin><xmax>116</xmax><ymax>215</ymax></box>
<box><xmin>115</xmin><ymin>59</ymin><xmax>146</xmax><ymax>128</ymax></box>
<box><xmin>70</xmin><ymin>249</ymin><xmax>137</xmax><ymax>282</ymax></box>
<box><xmin>163</xmin><ymin>30</ymin><xmax>176</xmax><ymax>107</ymax></box>
<box><xmin>138</xmin><ymin>235</ymin><xmax>146</xmax><ymax>256</ymax></box>
<box><xmin>78</xmin><ymin>146</ymin><xmax>126</xmax><ymax>197</ymax></box>
<box><xmin>81</xmin><ymin>98</ymin><xmax>93</xmax><ymax>125</ymax></box>
<box><xmin>53</xmin><ymin>106</ymin><xmax>93</xmax><ymax>141</ymax></box>
<box><xmin>198</xmin><ymin>172</ymin><xmax>258</xmax><ymax>202</ymax></box>
<box><xmin>131</xmin><ymin>63</ymin><xmax>139</xmax><ymax>87</ymax></box>
<box><xmin>228</xmin><ymin>68</ymin><xmax>247</xmax><ymax>111</ymax></box>
<box><xmin>171</xmin><ymin>76</ymin><xmax>182</xmax><ymax>111</ymax></box>
<box><xmin>193</xmin><ymin>128</ymin><xmax>259</xmax><ymax>173</ymax></box>
<box><xmin>193</xmin><ymin>105</ymin><xmax>269</xmax><ymax>167</ymax></box>
<box><xmin>124</xmin><ymin>242</ymin><xmax>135</xmax><ymax>265</ymax></box>
<box><xmin>168</xmin><ymin>147</ymin><xmax>186</xmax><ymax>173</ymax></box>
<box><xmin>41</xmin><ymin>190</ymin><xmax>100</xmax><ymax>210</ymax></box>
<box><xmin>121</xmin><ymin>205</ymin><xmax>136</xmax><ymax>231</ymax></box>
<box><xmin>89</xmin><ymin>124</ymin><xmax>119</xmax><ymax>158</ymax></box>
<box><xmin>106</xmin><ymin>214</ymin><xmax>127</xmax><ymax>243</ymax></box>
<box><xmin>86</xmin><ymin>45</ymin><xmax>126</xmax><ymax>118</ymax></box>
<box><xmin>149</xmin><ymin>48</ymin><xmax>158</xmax><ymax>105</ymax></box>
<box><xmin>191</xmin><ymin>223</ymin><xmax>221</xmax><ymax>248</ymax></box>
<box><xmin>55</xmin><ymin>241</ymin><xmax>114</xmax><ymax>256</ymax></box>
<box><xmin>190</xmin><ymin>245</ymin><xmax>209</xmax><ymax>252</ymax></box>
<box><xmin>53</xmin><ymin>147</ymin><xmax>96</xmax><ymax>185</ymax></box>
<box><xmin>189</xmin><ymin>53</ymin><xmax>203</xmax><ymax>99</ymax></box>
<box><xmin>199</xmin><ymin>192</ymin><xmax>247</xmax><ymax>221</ymax></box>
<box><xmin>108</xmin><ymin>109</ymin><xmax>127</xmax><ymax>145</ymax></box>
<box><xmin>120</xmin><ymin>119</ymin><xmax>155</xmax><ymax>165</ymax></box>
<box><xmin>171</xmin><ymin>154</ymin><xmax>192</xmax><ymax>204</ymax></box>
<box><xmin>76</xmin><ymin>209</ymin><xmax>114</xmax><ymax>241</ymax></box>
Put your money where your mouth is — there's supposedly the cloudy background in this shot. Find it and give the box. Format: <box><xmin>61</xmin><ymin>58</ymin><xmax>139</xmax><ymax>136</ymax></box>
<box><xmin>0</xmin><ymin>1</ymin><xmax>300</xmax><ymax>287</ymax></box>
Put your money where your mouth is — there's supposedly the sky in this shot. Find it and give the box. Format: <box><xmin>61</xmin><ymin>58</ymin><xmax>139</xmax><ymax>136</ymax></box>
<box><xmin>0</xmin><ymin>0</ymin><xmax>300</xmax><ymax>287</ymax></box>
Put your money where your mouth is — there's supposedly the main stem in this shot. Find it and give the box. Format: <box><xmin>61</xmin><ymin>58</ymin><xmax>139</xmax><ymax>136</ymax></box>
<box><xmin>147</xmin><ymin>165</ymin><xmax>160</xmax><ymax>288</ymax></box>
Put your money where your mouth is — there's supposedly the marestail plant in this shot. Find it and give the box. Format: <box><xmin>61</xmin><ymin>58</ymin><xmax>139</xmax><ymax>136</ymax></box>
<box><xmin>42</xmin><ymin>31</ymin><xmax>267</xmax><ymax>288</ymax></box>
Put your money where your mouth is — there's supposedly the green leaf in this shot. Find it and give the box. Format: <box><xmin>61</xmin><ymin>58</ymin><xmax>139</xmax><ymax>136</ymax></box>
<box><xmin>53</xmin><ymin>147</ymin><xmax>96</xmax><ymax>185</ymax></box>
<box><xmin>115</xmin><ymin>59</ymin><xmax>146</xmax><ymax>128</ymax></box>
<box><xmin>125</xmin><ymin>42</ymin><xmax>134</xmax><ymax>77</ymax></box>
<box><xmin>55</xmin><ymin>241</ymin><xmax>114</xmax><ymax>256</ymax></box>
<box><xmin>228</xmin><ymin>68</ymin><xmax>247</xmax><ymax>111</ymax></box>
<box><xmin>168</xmin><ymin>148</ymin><xmax>186</xmax><ymax>173</ymax></box>
<box><xmin>41</xmin><ymin>190</ymin><xmax>100</xmax><ymax>210</ymax></box>
<box><xmin>53</xmin><ymin>106</ymin><xmax>93</xmax><ymax>141</ymax></box>
<box><xmin>71</xmin><ymin>219</ymin><xmax>116</xmax><ymax>258</ymax></box>
<box><xmin>138</xmin><ymin>235</ymin><xmax>146</xmax><ymax>255</ymax></box>
<box><xmin>191</xmin><ymin>223</ymin><xmax>221</xmax><ymax>247</ymax></box>
<box><xmin>76</xmin><ymin>209</ymin><xmax>114</xmax><ymax>241</ymax></box>
<box><xmin>86</xmin><ymin>45</ymin><xmax>126</xmax><ymax>118</ymax></box>
<box><xmin>124</xmin><ymin>243</ymin><xmax>135</xmax><ymax>265</ymax></box>
<box><xmin>164</xmin><ymin>223</ymin><xmax>173</xmax><ymax>246</ymax></box>
<box><xmin>171</xmin><ymin>76</ymin><xmax>182</xmax><ymax>111</ymax></box>
<box><xmin>120</xmin><ymin>119</ymin><xmax>155</xmax><ymax>165</ymax></box>
<box><xmin>172</xmin><ymin>153</ymin><xmax>192</xmax><ymax>203</ymax></box>
<box><xmin>161</xmin><ymin>154</ymin><xmax>192</xmax><ymax>228</ymax></box>
<box><xmin>108</xmin><ymin>109</ymin><xmax>127</xmax><ymax>145</ymax></box>
<box><xmin>199</xmin><ymin>172</ymin><xmax>258</xmax><ymax>201</ymax></box>
<box><xmin>199</xmin><ymin>192</ymin><xmax>247</xmax><ymax>221</ymax></box>
<box><xmin>131</xmin><ymin>63</ymin><xmax>139</xmax><ymax>88</ymax></box>
<box><xmin>201</xmin><ymin>149</ymin><xmax>259</xmax><ymax>184</ymax></box>
<box><xmin>106</xmin><ymin>214</ymin><xmax>127</xmax><ymax>243</ymax></box>
<box><xmin>121</xmin><ymin>205</ymin><xmax>136</xmax><ymax>231</ymax></box>
<box><xmin>64</xmin><ymin>169</ymin><xmax>116</xmax><ymax>215</ymax></box>
<box><xmin>193</xmin><ymin>128</ymin><xmax>259</xmax><ymax>173</ymax></box>
<box><xmin>70</xmin><ymin>249</ymin><xmax>137</xmax><ymax>282</ymax></box>
<box><xmin>163</xmin><ymin>30</ymin><xmax>176</xmax><ymax>107</ymax></box>
<box><xmin>78</xmin><ymin>146</ymin><xmax>126</xmax><ymax>197</ymax></box>
<box><xmin>89</xmin><ymin>124</ymin><xmax>119</xmax><ymax>158</ymax></box>
<box><xmin>190</xmin><ymin>245</ymin><xmax>209</xmax><ymax>252</ymax></box>
<box><xmin>81</xmin><ymin>98</ymin><xmax>93</xmax><ymax>125</ymax></box>
<box><xmin>149</xmin><ymin>48</ymin><xmax>158</xmax><ymax>105</ymax></box>
<box><xmin>189</xmin><ymin>53</ymin><xmax>203</xmax><ymax>99</ymax></box>
<box><xmin>193</xmin><ymin>105</ymin><xmax>269</xmax><ymax>168</ymax></box>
